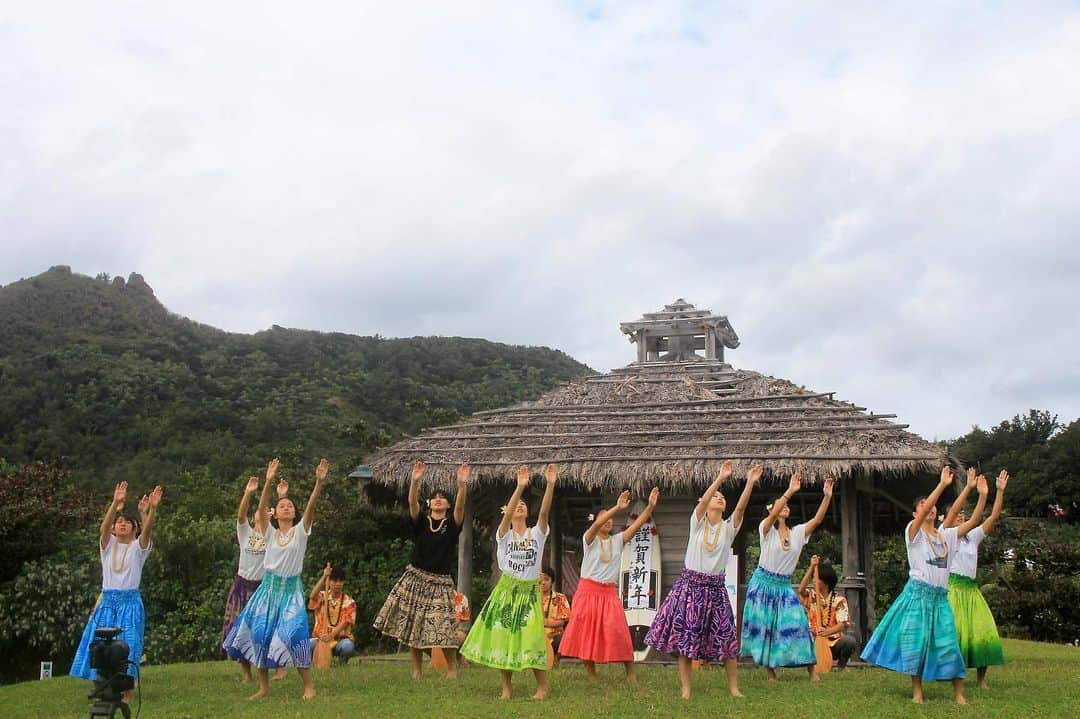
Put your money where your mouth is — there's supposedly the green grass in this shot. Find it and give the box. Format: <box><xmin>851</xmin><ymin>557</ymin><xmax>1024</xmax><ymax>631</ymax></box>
<box><xmin>5</xmin><ymin>639</ymin><xmax>1079</xmax><ymax>719</ymax></box>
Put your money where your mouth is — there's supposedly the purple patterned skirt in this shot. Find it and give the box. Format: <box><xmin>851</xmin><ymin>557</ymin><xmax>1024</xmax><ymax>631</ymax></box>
<box><xmin>645</xmin><ymin>568</ymin><xmax>739</xmax><ymax>662</ymax></box>
<box><xmin>223</xmin><ymin>574</ymin><xmax>262</xmax><ymax>653</ymax></box>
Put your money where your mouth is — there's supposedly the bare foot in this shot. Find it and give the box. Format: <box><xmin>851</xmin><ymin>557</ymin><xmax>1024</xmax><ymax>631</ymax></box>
<box><xmin>247</xmin><ymin>689</ymin><xmax>269</xmax><ymax>700</ymax></box>
<box><xmin>730</xmin><ymin>689</ymin><xmax>745</xmax><ymax>698</ymax></box>
<box><xmin>979</xmin><ymin>681</ymin><xmax>989</xmax><ymax>689</ymax></box>
<box><xmin>411</xmin><ymin>668</ymin><xmax>422</xmax><ymax>681</ymax></box>
<box><xmin>500</xmin><ymin>690</ymin><xmax>511</xmax><ymax>701</ymax></box>
<box><xmin>912</xmin><ymin>695</ymin><xmax>924</xmax><ymax>704</ymax></box>
<box><xmin>955</xmin><ymin>693</ymin><xmax>967</xmax><ymax>705</ymax></box>
<box><xmin>302</xmin><ymin>687</ymin><xmax>316</xmax><ymax>700</ymax></box>
<box><xmin>810</xmin><ymin>673</ymin><xmax>822</xmax><ymax>682</ymax></box>
<box><xmin>531</xmin><ymin>689</ymin><xmax>548</xmax><ymax>701</ymax></box>
<box><xmin>766</xmin><ymin>668</ymin><xmax>778</xmax><ymax>682</ymax></box>
<box><xmin>446</xmin><ymin>670</ymin><xmax>459</xmax><ymax>680</ymax></box>
<box><xmin>271</xmin><ymin>670</ymin><xmax>286</xmax><ymax>682</ymax></box>
<box><xmin>681</xmin><ymin>688</ymin><xmax>692</xmax><ymax>700</ymax></box>
<box><xmin>625</xmin><ymin>672</ymin><xmax>638</xmax><ymax>684</ymax></box>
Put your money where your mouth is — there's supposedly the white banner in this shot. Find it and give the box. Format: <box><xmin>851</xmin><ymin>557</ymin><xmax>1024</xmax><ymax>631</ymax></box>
<box><xmin>622</xmin><ymin>520</ymin><xmax>658</xmax><ymax>610</ymax></box>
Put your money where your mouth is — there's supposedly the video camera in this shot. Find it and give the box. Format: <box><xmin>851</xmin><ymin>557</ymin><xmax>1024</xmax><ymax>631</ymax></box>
<box><xmin>87</xmin><ymin>626</ymin><xmax>134</xmax><ymax>719</ymax></box>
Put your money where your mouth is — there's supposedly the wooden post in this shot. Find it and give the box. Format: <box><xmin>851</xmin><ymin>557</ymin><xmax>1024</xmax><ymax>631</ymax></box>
<box><xmin>550</xmin><ymin>497</ymin><xmax>563</xmax><ymax>591</ymax></box>
<box><xmin>456</xmin><ymin>500</ymin><xmax>474</xmax><ymax>600</ymax></box>
<box><xmin>705</xmin><ymin>328</ymin><xmax>717</xmax><ymax>360</ymax></box>
<box><xmin>636</xmin><ymin>330</ymin><xmax>647</xmax><ymax>363</ymax></box>
<box><xmin>858</xmin><ymin>482</ymin><xmax>876</xmax><ymax>630</ymax></box>
<box><xmin>839</xmin><ymin>475</ymin><xmax>867</xmax><ymax>644</ymax></box>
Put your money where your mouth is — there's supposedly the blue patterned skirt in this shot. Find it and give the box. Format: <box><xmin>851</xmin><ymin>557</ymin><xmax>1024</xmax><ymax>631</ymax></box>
<box><xmin>861</xmin><ymin>578</ymin><xmax>966</xmax><ymax>680</ymax></box>
<box><xmin>70</xmin><ymin>589</ymin><xmax>145</xmax><ymax>680</ymax></box>
<box><xmin>644</xmin><ymin>568</ymin><xmax>739</xmax><ymax>662</ymax></box>
<box><xmin>740</xmin><ymin>567</ymin><xmax>815</xmax><ymax>668</ymax></box>
<box><xmin>223</xmin><ymin>571</ymin><xmax>311</xmax><ymax>669</ymax></box>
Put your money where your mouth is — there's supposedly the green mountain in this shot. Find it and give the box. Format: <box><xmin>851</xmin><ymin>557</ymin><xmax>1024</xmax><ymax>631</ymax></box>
<box><xmin>0</xmin><ymin>266</ymin><xmax>591</xmax><ymax>486</ymax></box>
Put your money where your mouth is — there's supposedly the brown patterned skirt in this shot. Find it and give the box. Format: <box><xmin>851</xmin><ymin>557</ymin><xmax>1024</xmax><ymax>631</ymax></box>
<box><xmin>373</xmin><ymin>565</ymin><xmax>457</xmax><ymax>649</ymax></box>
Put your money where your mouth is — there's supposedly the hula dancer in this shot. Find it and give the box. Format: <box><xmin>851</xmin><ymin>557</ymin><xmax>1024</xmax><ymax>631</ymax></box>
<box><xmin>741</xmin><ymin>472</ymin><xmax>835</xmax><ymax>681</ymax></box>
<box><xmin>224</xmin><ymin>470</ymin><xmax>288</xmax><ymax>682</ymax></box>
<box><xmin>861</xmin><ymin>466</ymin><xmax>982</xmax><ymax>704</ymax></box>
<box><xmin>223</xmin><ymin>458</ymin><xmax>329</xmax><ymax>700</ymax></box>
<box><xmin>559</xmin><ymin>487</ymin><xmax>660</xmax><ymax>681</ymax></box>
<box><xmin>942</xmin><ymin>469</ymin><xmax>1009</xmax><ymax>688</ymax></box>
<box><xmin>461</xmin><ymin>464</ymin><xmax>556</xmax><ymax>700</ymax></box>
<box><xmin>373</xmin><ymin>460</ymin><xmax>471</xmax><ymax>679</ymax></box>
<box><xmin>71</xmin><ymin>481</ymin><xmax>163</xmax><ymax>701</ymax></box>
<box><xmin>646</xmin><ymin>460</ymin><xmax>760</xmax><ymax>700</ymax></box>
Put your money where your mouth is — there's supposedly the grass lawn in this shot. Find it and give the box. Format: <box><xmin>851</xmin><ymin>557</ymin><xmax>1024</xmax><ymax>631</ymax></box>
<box><xmin>5</xmin><ymin>639</ymin><xmax>1078</xmax><ymax>719</ymax></box>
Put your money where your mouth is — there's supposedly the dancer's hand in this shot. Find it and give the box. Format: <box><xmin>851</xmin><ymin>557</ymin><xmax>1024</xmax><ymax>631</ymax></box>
<box><xmin>276</xmin><ymin>478</ymin><xmax>289</xmax><ymax>498</ymax></box>
<box><xmin>138</xmin><ymin>494</ymin><xmax>150</xmax><ymax>516</ymax></box>
<box><xmin>786</xmin><ymin>472</ymin><xmax>802</xmax><ymax>496</ymax></box>
<box><xmin>939</xmin><ymin>466</ymin><xmax>954</xmax><ymax>488</ymax></box>
<box><xmin>996</xmin><ymin>470</ymin><xmax>1009</xmax><ymax>491</ymax></box>
<box><xmin>315</xmin><ymin>458</ymin><xmax>329</xmax><ymax>483</ymax></box>
<box><xmin>112</xmin><ymin>481</ymin><xmax>127</xmax><ymax>508</ymax></box>
<box><xmin>266</xmin><ymin>458</ymin><xmax>280</xmax><ymax>482</ymax></box>
<box><xmin>149</xmin><ymin>486</ymin><xmax>163</xmax><ymax>508</ymax></box>
<box><xmin>323</xmin><ymin>562</ymin><xmax>332</xmax><ymax>579</ymax></box>
<box><xmin>746</xmin><ymin>464</ymin><xmax>764</xmax><ymax>485</ymax></box>
<box><xmin>717</xmin><ymin>459</ymin><xmax>734</xmax><ymax>481</ymax></box>
<box><xmin>516</xmin><ymin>465</ymin><xmax>531</xmax><ymax>488</ymax></box>
<box><xmin>810</xmin><ymin>554</ymin><xmax>820</xmax><ymax>567</ymax></box>
<box><xmin>977</xmin><ymin>475</ymin><xmax>989</xmax><ymax>495</ymax></box>
<box><xmin>966</xmin><ymin>467</ymin><xmax>977</xmax><ymax>490</ymax></box>
<box><xmin>245</xmin><ymin>475</ymin><xmax>259</xmax><ymax>494</ymax></box>
<box><xmin>411</xmin><ymin>461</ymin><xmax>426</xmax><ymax>482</ymax></box>
<box><xmin>823</xmin><ymin>478</ymin><xmax>835</xmax><ymax>497</ymax></box>
<box><xmin>456</xmin><ymin>462</ymin><xmax>471</xmax><ymax>485</ymax></box>
<box><xmin>615</xmin><ymin>490</ymin><xmax>631</xmax><ymax>510</ymax></box>
<box><xmin>544</xmin><ymin>463</ymin><xmax>558</xmax><ymax>485</ymax></box>
<box><xmin>647</xmin><ymin>487</ymin><xmax>660</xmax><ymax>508</ymax></box>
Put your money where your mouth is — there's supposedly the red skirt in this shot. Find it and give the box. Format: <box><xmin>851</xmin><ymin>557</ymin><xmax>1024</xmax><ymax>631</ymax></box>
<box><xmin>558</xmin><ymin>577</ymin><xmax>634</xmax><ymax>663</ymax></box>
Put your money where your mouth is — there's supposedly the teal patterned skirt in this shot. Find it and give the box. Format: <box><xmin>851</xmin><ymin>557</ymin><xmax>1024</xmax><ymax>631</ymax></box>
<box><xmin>861</xmin><ymin>578</ymin><xmax>965</xmax><ymax>680</ymax></box>
<box><xmin>740</xmin><ymin>567</ymin><xmax>816</xmax><ymax>668</ymax></box>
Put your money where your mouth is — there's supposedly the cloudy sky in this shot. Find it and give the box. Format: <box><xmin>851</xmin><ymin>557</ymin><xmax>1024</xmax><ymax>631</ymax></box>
<box><xmin>3</xmin><ymin>2</ymin><xmax>1079</xmax><ymax>439</ymax></box>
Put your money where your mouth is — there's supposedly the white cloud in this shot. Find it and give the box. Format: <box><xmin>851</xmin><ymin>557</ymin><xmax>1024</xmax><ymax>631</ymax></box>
<box><xmin>3</xmin><ymin>1</ymin><xmax>1080</xmax><ymax>438</ymax></box>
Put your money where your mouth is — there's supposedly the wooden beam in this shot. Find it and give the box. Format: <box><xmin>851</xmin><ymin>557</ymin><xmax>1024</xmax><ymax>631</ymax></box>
<box><xmin>436</xmin><ymin>414</ymin><xmax>902</xmax><ymax>431</ymax></box>
<box><xmin>401</xmin><ymin>453</ymin><xmax>943</xmax><ymax>465</ymax></box>
<box><xmin>423</xmin><ymin>424</ymin><xmax>911</xmax><ymax>440</ymax></box>
<box><xmin>463</xmin><ymin>406</ymin><xmax>873</xmax><ymax>421</ymax></box>
<box><xmin>471</xmin><ymin>392</ymin><xmax>837</xmax><ymax>415</ymax></box>
<box><xmin>386</xmin><ymin>439</ymin><xmax>821</xmax><ymax>454</ymax></box>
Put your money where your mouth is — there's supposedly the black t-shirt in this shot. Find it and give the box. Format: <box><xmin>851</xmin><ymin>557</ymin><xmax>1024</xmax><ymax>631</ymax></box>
<box><xmin>410</xmin><ymin>513</ymin><xmax>461</xmax><ymax>574</ymax></box>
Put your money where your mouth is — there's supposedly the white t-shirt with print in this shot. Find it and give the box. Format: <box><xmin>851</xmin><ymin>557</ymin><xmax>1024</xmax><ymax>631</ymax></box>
<box><xmin>684</xmin><ymin>513</ymin><xmax>739</xmax><ymax>575</ymax></box>
<box><xmin>100</xmin><ymin>536</ymin><xmax>152</xmax><ymax>590</ymax></box>
<box><xmin>906</xmin><ymin>522</ymin><xmax>957</xmax><ymax>588</ymax></box>
<box><xmin>496</xmin><ymin>525</ymin><xmax>548</xmax><ymax>580</ymax></box>
<box><xmin>581</xmin><ymin>531</ymin><xmax>624</xmax><ymax>584</ymax></box>
<box><xmin>236</xmin><ymin>520</ymin><xmax>268</xmax><ymax>581</ymax></box>
<box><xmin>758</xmin><ymin>522</ymin><xmax>810</xmax><ymax>576</ymax></box>
<box><xmin>263</xmin><ymin>523</ymin><xmax>310</xmax><ymax>577</ymax></box>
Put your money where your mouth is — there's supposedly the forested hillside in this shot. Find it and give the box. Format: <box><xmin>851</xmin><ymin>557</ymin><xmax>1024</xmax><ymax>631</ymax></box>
<box><xmin>0</xmin><ymin>266</ymin><xmax>590</xmax><ymax>487</ymax></box>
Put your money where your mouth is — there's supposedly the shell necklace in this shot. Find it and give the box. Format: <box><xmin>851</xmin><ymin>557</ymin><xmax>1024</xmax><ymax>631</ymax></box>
<box><xmin>598</xmin><ymin>534</ymin><xmax>614</xmax><ymax>563</ymax></box>
<box><xmin>276</xmin><ymin>525</ymin><xmax>297</xmax><ymax>548</ymax></box>
<box><xmin>702</xmin><ymin>518</ymin><xmax>724</xmax><ymax>552</ymax></box>
<box><xmin>428</xmin><ymin>514</ymin><xmax>447</xmax><ymax>534</ymax></box>
<box><xmin>111</xmin><ymin>540</ymin><xmax>131</xmax><ymax>573</ymax></box>
<box><xmin>925</xmin><ymin>527</ymin><xmax>947</xmax><ymax>559</ymax></box>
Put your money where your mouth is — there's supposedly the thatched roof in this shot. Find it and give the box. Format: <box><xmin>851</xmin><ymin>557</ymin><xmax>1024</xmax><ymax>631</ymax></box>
<box><xmin>365</xmin><ymin>302</ymin><xmax>946</xmax><ymax>493</ymax></box>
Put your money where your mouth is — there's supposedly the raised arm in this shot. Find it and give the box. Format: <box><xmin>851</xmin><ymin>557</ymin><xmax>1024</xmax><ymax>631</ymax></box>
<box><xmin>762</xmin><ymin>472</ymin><xmax>801</xmax><ymax>537</ymax></box>
<box><xmin>956</xmin><ymin>475</ymin><xmax>989</xmax><ymax>538</ymax></box>
<box><xmin>100</xmin><ymin>482</ymin><xmax>127</xmax><ymax>549</ymax></box>
<box><xmin>254</xmin><ymin>458</ymin><xmax>279</xmax><ymax>535</ymax></box>
<box><xmin>798</xmin><ymin>554</ymin><xmax>820</xmax><ymax>596</ymax></box>
<box><xmin>453</xmin><ymin>462</ymin><xmax>470</xmax><ymax>527</ymax></box>
<box><xmin>981</xmin><ymin>470</ymin><xmax>1009</xmax><ymax>535</ymax></box>
<box><xmin>620</xmin><ymin>488</ymin><xmax>660</xmax><ymax>543</ymax></box>
<box><xmin>498</xmin><ymin>466</ymin><xmax>532</xmax><ymax>537</ymax></box>
<box><xmin>236</xmin><ymin>475</ymin><xmax>259</xmax><ymax>525</ymax></box>
<box><xmin>943</xmin><ymin>467</ymin><xmax>978</xmax><ymax>529</ymax></box>
<box><xmin>694</xmin><ymin>460</ymin><xmax>734</xmax><ymax>521</ymax></box>
<box><xmin>731</xmin><ymin>464</ymin><xmax>763</xmax><ymax>529</ymax></box>
<box><xmin>310</xmin><ymin>562</ymin><xmax>331</xmax><ymax>604</ymax></box>
<box><xmin>589</xmin><ymin>490</ymin><xmax>630</xmax><ymax>544</ymax></box>
<box><xmin>139</xmin><ymin>486</ymin><xmax>163</xmax><ymax>550</ymax></box>
<box><xmin>407</xmin><ymin>461</ymin><xmax>424</xmax><ymax>522</ymax></box>
<box><xmin>909</xmin><ymin>466</ymin><xmax>955</xmax><ymax>542</ymax></box>
<box><xmin>537</xmin><ymin>463</ymin><xmax>557</xmax><ymax>534</ymax></box>
<box><xmin>301</xmin><ymin>459</ymin><xmax>329</xmax><ymax>532</ymax></box>
<box><xmin>804</xmin><ymin>478</ymin><xmax>835</xmax><ymax>535</ymax></box>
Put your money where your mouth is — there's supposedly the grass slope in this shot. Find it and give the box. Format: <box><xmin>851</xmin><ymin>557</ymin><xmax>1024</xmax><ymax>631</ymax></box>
<box><xmin>5</xmin><ymin>640</ymin><xmax>1078</xmax><ymax>719</ymax></box>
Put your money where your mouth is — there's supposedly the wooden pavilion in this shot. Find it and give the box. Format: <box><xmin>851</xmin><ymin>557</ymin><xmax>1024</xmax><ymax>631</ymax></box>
<box><xmin>364</xmin><ymin>300</ymin><xmax>947</xmax><ymax>642</ymax></box>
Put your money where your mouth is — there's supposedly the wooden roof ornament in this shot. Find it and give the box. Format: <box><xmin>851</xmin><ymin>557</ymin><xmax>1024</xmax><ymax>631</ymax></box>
<box><xmin>365</xmin><ymin>299</ymin><xmax>946</xmax><ymax>491</ymax></box>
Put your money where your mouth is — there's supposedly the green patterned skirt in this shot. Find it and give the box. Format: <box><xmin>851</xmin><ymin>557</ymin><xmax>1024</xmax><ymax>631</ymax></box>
<box><xmin>460</xmin><ymin>573</ymin><xmax>547</xmax><ymax>671</ymax></box>
<box><xmin>947</xmin><ymin>573</ymin><xmax>1005</xmax><ymax>668</ymax></box>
